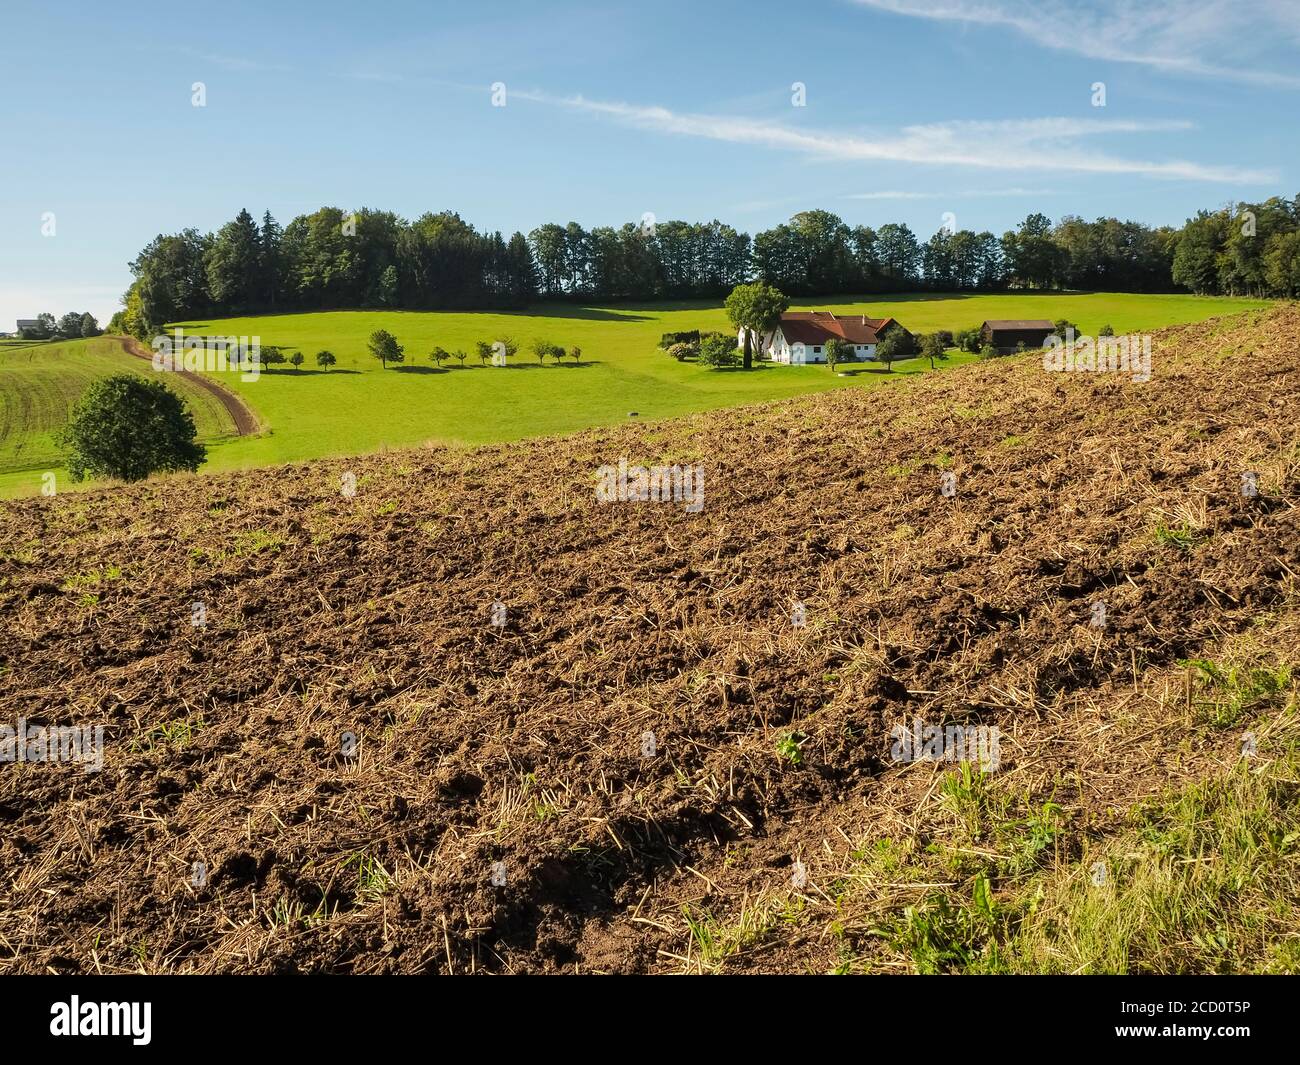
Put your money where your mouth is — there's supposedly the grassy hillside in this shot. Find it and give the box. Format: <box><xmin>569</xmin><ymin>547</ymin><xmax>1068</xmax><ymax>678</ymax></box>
<box><xmin>0</xmin><ymin>304</ymin><xmax>1295</xmax><ymax>974</ymax></box>
<box><xmin>0</xmin><ymin>292</ymin><xmax>1270</xmax><ymax>498</ymax></box>
<box><xmin>173</xmin><ymin>292</ymin><xmax>1267</xmax><ymax>474</ymax></box>
<box><xmin>0</xmin><ymin>337</ymin><xmax>242</xmax><ymax>494</ymax></box>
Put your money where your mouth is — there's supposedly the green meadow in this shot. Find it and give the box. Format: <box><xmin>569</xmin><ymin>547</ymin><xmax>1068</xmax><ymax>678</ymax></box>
<box><xmin>0</xmin><ymin>291</ymin><xmax>1271</xmax><ymax>498</ymax></box>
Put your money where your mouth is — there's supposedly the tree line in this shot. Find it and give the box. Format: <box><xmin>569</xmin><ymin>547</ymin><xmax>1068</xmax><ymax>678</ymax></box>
<box><xmin>1172</xmin><ymin>199</ymin><xmax>1300</xmax><ymax>297</ymax></box>
<box><xmin>362</xmin><ymin>329</ymin><xmax>584</xmax><ymax>371</ymax></box>
<box><xmin>111</xmin><ymin>193</ymin><xmax>1300</xmax><ymax>337</ymax></box>
<box><xmin>16</xmin><ymin>311</ymin><xmax>102</xmax><ymax>340</ymax></box>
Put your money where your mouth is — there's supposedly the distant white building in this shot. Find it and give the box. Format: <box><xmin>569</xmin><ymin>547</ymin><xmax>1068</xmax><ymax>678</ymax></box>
<box><xmin>739</xmin><ymin>311</ymin><xmax>904</xmax><ymax>364</ymax></box>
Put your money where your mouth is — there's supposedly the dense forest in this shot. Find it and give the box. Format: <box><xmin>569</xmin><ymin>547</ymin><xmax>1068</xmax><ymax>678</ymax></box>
<box><xmin>111</xmin><ymin>195</ymin><xmax>1300</xmax><ymax>336</ymax></box>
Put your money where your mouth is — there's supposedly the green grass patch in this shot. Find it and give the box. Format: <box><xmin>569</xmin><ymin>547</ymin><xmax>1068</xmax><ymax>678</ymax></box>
<box><xmin>1152</xmin><ymin>519</ymin><xmax>1207</xmax><ymax>552</ymax></box>
<box><xmin>1181</xmin><ymin>658</ymin><xmax>1293</xmax><ymax>729</ymax></box>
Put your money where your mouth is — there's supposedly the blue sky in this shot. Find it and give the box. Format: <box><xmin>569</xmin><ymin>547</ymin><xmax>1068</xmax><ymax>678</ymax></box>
<box><xmin>1</xmin><ymin>0</ymin><xmax>1296</xmax><ymax>327</ymax></box>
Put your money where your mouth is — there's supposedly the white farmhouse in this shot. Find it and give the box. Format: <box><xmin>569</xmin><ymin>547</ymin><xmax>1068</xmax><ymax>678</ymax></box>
<box><xmin>739</xmin><ymin>311</ymin><xmax>902</xmax><ymax>364</ymax></box>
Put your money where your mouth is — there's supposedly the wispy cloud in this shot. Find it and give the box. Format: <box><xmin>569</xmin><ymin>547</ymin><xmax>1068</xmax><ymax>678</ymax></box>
<box><xmin>516</xmin><ymin>90</ymin><xmax>1274</xmax><ymax>183</ymax></box>
<box><xmin>845</xmin><ymin>186</ymin><xmax>1057</xmax><ymax>199</ymax></box>
<box><xmin>854</xmin><ymin>0</ymin><xmax>1300</xmax><ymax>89</ymax></box>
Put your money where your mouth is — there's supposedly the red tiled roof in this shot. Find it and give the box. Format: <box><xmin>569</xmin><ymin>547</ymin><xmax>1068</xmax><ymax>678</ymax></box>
<box><xmin>776</xmin><ymin>311</ymin><xmax>895</xmax><ymax>346</ymax></box>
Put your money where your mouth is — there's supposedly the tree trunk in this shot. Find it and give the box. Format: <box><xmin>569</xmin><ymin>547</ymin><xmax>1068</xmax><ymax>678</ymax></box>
<box><xmin>743</xmin><ymin>328</ymin><xmax>753</xmax><ymax>370</ymax></box>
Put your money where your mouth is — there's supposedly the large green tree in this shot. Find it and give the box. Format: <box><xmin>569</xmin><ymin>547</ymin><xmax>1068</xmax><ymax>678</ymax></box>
<box><xmin>205</xmin><ymin>208</ymin><xmax>262</xmax><ymax>309</ymax></box>
<box><xmin>57</xmin><ymin>312</ymin><xmax>85</xmax><ymax>338</ymax></box>
<box><xmin>258</xmin><ymin>210</ymin><xmax>283</xmax><ymax>308</ymax></box>
<box><xmin>1265</xmin><ymin>231</ymin><xmax>1300</xmax><ymax>297</ymax></box>
<box><xmin>874</xmin><ymin>326</ymin><xmax>913</xmax><ymax>372</ymax></box>
<box><xmin>1172</xmin><ymin>211</ymin><xmax>1226</xmax><ymax>294</ymax></box>
<box><xmin>61</xmin><ymin>375</ymin><xmax>206</xmax><ymax>482</ymax></box>
<box><xmin>368</xmin><ymin>329</ymin><xmax>403</xmax><ymax>369</ymax></box>
<box><xmin>875</xmin><ymin>222</ymin><xmax>922</xmax><ymax>285</ymax></box>
<box><xmin>130</xmin><ymin>229</ymin><xmax>211</xmax><ymax>332</ymax></box>
<box><xmin>724</xmin><ymin>281</ymin><xmax>788</xmax><ymax>370</ymax></box>
<box><xmin>1002</xmin><ymin>213</ymin><xmax>1064</xmax><ymax>289</ymax></box>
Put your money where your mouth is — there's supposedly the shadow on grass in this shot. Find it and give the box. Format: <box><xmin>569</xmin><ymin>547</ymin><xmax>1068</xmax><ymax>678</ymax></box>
<box><xmin>438</xmin><ymin>361</ymin><xmax>599</xmax><ymax>370</ymax></box>
<box><xmin>391</xmin><ymin>364</ymin><xmax>447</xmax><ymax>374</ymax></box>
<box><xmin>503</xmin><ymin>361</ymin><xmax>597</xmax><ymax>370</ymax></box>
<box><xmin>793</xmin><ymin>289</ymin><xmax>1096</xmax><ymax>305</ymax></box>
<box><xmin>704</xmin><ymin>363</ymin><xmax>786</xmax><ymax>373</ymax></box>
<box><xmin>833</xmin><ymin>365</ymin><xmax>896</xmax><ymax>376</ymax></box>
<box><xmin>507</xmin><ymin>305</ymin><xmax>653</xmax><ymax>322</ymax></box>
<box><xmin>177</xmin><ymin>304</ymin><xmax>655</xmax><ymax>329</ymax></box>
<box><xmin>265</xmin><ymin>368</ymin><xmax>361</xmax><ymax>375</ymax></box>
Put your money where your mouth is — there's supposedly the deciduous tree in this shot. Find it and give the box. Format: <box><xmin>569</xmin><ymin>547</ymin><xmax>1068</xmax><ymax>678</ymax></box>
<box><xmin>824</xmin><ymin>337</ymin><xmax>850</xmax><ymax>370</ymax></box>
<box><xmin>919</xmin><ymin>333</ymin><xmax>946</xmax><ymax>369</ymax></box>
<box><xmin>61</xmin><ymin>375</ymin><xmax>205</xmax><ymax>482</ymax></box>
<box><xmin>724</xmin><ymin>282</ymin><xmax>788</xmax><ymax>370</ymax></box>
<box><xmin>369</xmin><ymin>329</ymin><xmax>403</xmax><ymax>369</ymax></box>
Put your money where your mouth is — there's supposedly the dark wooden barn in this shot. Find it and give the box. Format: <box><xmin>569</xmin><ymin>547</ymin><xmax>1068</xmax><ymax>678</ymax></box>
<box><xmin>980</xmin><ymin>319</ymin><xmax>1056</xmax><ymax>354</ymax></box>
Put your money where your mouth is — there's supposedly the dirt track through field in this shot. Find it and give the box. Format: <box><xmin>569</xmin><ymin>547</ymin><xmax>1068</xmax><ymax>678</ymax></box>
<box><xmin>116</xmin><ymin>335</ymin><xmax>259</xmax><ymax>436</ymax></box>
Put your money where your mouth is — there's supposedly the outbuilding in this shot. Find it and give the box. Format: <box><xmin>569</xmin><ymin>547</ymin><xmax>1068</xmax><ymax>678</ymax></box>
<box><xmin>980</xmin><ymin>319</ymin><xmax>1055</xmax><ymax>354</ymax></box>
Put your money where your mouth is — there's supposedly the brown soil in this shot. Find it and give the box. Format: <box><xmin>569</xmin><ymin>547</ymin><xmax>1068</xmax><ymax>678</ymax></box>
<box><xmin>0</xmin><ymin>305</ymin><xmax>1296</xmax><ymax>974</ymax></box>
<box><xmin>115</xmin><ymin>334</ymin><xmax>259</xmax><ymax>436</ymax></box>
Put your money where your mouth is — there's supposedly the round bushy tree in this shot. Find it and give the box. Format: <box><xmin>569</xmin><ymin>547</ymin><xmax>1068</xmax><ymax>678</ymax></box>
<box><xmin>824</xmin><ymin>337</ymin><xmax>851</xmax><ymax>370</ymax></box>
<box><xmin>919</xmin><ymin>333</ymin><xmax>946</xmax><ymax>369</ymax></box>
<box><xmin>699</xmin><ymin>331</ymin><xmax>741</xmax><ymax>368</ymax></box>
<box><xmin>61</xmin><ymin>374</ymin><xmax>206</xmax><ymax>482</ymax></box>
<box><xmin>369</xmin><ymin>329</ymin><xmax>404</xmax><ymax>369</ymax></box>
<box><xmin>874</xmin><ymin>327</ymin><xmax>914</xmax><ymax>372</ymax></box>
